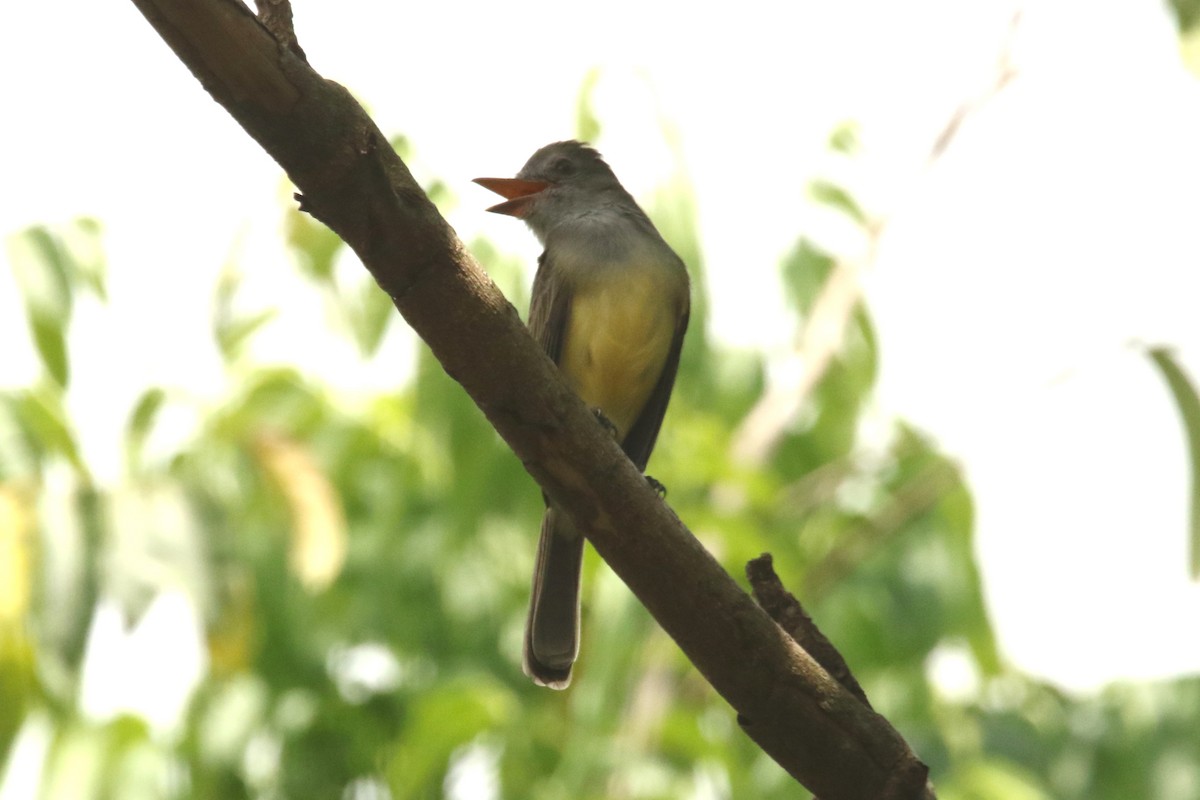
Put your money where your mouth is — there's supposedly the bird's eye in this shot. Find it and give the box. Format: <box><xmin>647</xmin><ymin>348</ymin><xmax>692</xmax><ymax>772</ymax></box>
<box><xmin>552</xmin><ymin>157</ymin><xmax>576</xmax><ymax>177</ymax></box>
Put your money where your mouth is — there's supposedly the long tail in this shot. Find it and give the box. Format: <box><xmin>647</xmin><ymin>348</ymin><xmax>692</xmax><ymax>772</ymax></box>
<box><xmin>523</xmin><ymin>507</ymin><xmax>585</xmax><ymax>689</ymax></box>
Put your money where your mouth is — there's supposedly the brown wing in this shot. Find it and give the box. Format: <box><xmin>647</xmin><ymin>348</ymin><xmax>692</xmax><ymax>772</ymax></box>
<box><xmin>527</xmin><ymin>251</ymin><xmax>572</xmax><ymax>365</ymax></box>
<box><xmin>621</xmin><ymin>305</ymin><xmax>689</xmax><ymax>472</ymax></box>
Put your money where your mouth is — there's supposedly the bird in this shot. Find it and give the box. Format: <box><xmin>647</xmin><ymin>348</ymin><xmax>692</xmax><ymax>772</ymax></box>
<box><xmin>475</xmin><ymin>140</ymin><xmax>690</xmax><ymax>689</ymax></box>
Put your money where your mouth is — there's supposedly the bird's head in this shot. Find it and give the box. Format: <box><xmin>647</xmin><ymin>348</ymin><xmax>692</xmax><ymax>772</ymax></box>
<box><xmin>474</xmin><ymin>141</ymin><xmax>622</xmax><ymax>234</ymax></box>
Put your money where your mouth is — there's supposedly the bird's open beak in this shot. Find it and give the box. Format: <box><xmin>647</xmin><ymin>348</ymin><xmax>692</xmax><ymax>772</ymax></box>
<box><xmin>473</xmin><ymin>177</ymin><xmax>551</xmax><ymax>217</ymax></box>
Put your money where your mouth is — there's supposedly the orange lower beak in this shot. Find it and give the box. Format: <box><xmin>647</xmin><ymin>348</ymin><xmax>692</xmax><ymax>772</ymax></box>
<box><xmin>473</xmin><ymin>177</ymin><xmax>551</xmax><ymax>217</ymax></box>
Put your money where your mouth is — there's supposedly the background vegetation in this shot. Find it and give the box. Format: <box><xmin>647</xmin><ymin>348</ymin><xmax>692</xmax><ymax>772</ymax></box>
<box><xmin>5</xmin><ymin>6</ymin><xmax>1200</xmax><ymax>794</ymax></box>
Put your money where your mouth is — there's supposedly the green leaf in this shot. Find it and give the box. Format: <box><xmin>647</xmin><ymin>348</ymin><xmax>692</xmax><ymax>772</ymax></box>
<box><xmin>1147</xmin><ymin>347</ymin><xmax>1200</xmax><ymax>578</ymax></box>
<box><xmin>63</xmin><ymin>217</ymin><xmax>108</xmax><ymax>302</ymax></box>
<box><xmin>98</xmin><ymin>715</ymin><xmax>154</xmax><ymax>800</ymax></box>
<box><xmin>7</xmin><ymin>226</ymin><xmax>74</xmax><ymax>387</ymax></box>
<box><xmin>217</xmin><ymin>308</ymin><xmax>277</xmax><ymax>363</ymax></box>
<box><xmin>0</xmin><ymin>395</ymin><xmax>42</xmax><ymax>478</ymax></box>
<box><xmin>424</xmin><ymin>178</ymin><xmax>453</xmax><ymax>209</ymax></box>
<box><xmin>285</xmin><ymin>207</ymin><xmax>343</xmax><ymax>284</ymax></box>
<box><xmin>30</xmin><ymin>308</ymin><xmax>69</xmax><ymax>388</ymax></box>
<box><xmin>213</xmin><ymin>256</ymin><xmax>276</xmax><ymax>363</ymax></box>
<box><xmin>849</xmin><ymin>303</ymin><xmax>879</xmax><ymax>392</ymax></box>
<box><xmin>389</xmin><ymin>133</ymin><xmax>413</xmax><ymax>162</ymax></box>
<box><xmin>780</xmin><ymin>237</ymin><xmax>835</xmax><ymax>316</ymax></box>
<box><xmin>346</xmin><ymin>281</ymin><xmax>392</xmax><ymax>357</ymax></box>
<box><xmin>828</xmin><ymin>121</ymin><xmax>861</xmax><ymax>155</ymax></box>
<box><xmin>125</xmin><ymin>388</ymin><xmax>166</xmax><ymax>473</ymax></box>
<box><xmin>14</xmin><ymin>385</ymin><xmax>90</xmax><ymax>482</ymax></box>
<box><xmin>14</xmin><ymin>227</ymin><xmax>73</xmax><ymax>317</ymax></box>
<box><xmin>808</xmin><ymin>179</ymin><xmax>868</xmax><ymax>225</ymax></box>
<box><xmin>1169</xmin><ymin>0</ymin><xmax>1200</xmax><ymax>32</ymax></box>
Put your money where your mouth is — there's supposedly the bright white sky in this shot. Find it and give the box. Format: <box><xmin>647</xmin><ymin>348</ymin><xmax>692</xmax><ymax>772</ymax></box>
<box><xmin>2</xmin><ymin>0</ymin><xmax>1200</xmax><ymax>711</ymax></box>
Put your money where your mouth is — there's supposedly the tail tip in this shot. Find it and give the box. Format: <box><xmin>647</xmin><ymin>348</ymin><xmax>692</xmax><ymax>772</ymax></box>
<box><xmin>523</xmin><ymin>655</ymin><xmax>573</xmax><ymax>690</ymax></box>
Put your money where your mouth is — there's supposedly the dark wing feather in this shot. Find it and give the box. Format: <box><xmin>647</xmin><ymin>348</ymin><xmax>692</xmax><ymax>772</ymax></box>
<box><xmin>527</xmin><ymin>251</ymin><xmax>571</xmax><ymax>364</ymax></box>
<box><xmin>621</xmin><ymin>305</ymin><xmax>689</xmax><ymax>471</ymax></box>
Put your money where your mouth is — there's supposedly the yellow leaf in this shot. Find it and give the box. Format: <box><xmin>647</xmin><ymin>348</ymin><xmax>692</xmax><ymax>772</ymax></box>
<box><xmin>253</xmin><ymin>433</ymin><xmax>347</xmax><ymax>592</ymax></box>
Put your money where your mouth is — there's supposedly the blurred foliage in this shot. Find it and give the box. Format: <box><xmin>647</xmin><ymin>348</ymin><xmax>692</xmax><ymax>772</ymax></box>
<box><xmin>5</xmin><ymin>219</ymin><xmax>105</xmax><ymax>390</ymax></box>
<box><xmin>2</xmin><ymin>120</ymin><xmax>1200</xmax><ymax>800</ymax></box>
<box><xmin>1148</xmin><ymin>348</ymin><xmax>1200</xmax><ymax>579</ymax></box>
<box><xmin>1171</xmin><ymin>0</ymin><xmax>1200</xmax><ymax>33</ymax></box>
<box><xmin>1173</xmin><ymin>0</ymin><xmax>1200</xmax><ymax>76</ymax></box>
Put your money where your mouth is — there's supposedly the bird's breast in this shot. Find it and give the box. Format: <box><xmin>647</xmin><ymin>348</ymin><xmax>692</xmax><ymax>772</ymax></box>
<box><xmin>560</xmin><ymin>263</ymin><xmax>680</xmax><ymax>439</ymax></box>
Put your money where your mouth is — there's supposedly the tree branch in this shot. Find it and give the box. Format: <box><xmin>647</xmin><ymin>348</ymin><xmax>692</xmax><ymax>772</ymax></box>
<box><xmin>253</xmin><ymin>0</ymin><xmax>305</xmax><ymax>61</ymax></box>
<box><xmin>127</xmin><ymin>1</ymin><xmax>934</xmax><ymax>796</ymax></box>
<box><xmin>747</xmin><ymin>554</ymin><xmax>871</xmax><ymax>709</ymax></box>
<box><xmin>747</xmin><ymin>555</ymin><xmax>935</xmax><ymax>800</ymax></box>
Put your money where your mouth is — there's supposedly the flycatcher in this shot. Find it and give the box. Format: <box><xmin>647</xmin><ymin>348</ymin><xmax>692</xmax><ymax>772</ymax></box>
<box><xmin>475</xmin><ymin>140</ymin><xmax>690</xmax><ymax>689</ymax></box>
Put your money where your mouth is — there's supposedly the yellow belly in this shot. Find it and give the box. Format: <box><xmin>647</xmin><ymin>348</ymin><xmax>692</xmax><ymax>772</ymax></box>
<box><xmin>560</xmin><ymin>271</ymin><xmax>677</xmax><ymax>439</ymax></box>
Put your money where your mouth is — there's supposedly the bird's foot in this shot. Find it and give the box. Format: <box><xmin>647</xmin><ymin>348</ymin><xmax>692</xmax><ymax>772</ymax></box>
<box><xmin>646</xmin><ymin>475</ymin><xmax>667</xmax><ymax>498</ymax></box>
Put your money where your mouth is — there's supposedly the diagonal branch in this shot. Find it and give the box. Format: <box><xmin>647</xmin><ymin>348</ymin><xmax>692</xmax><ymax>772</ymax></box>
<box><xmin>747</xmin><ymin>554</ymin><xmax>871</xmax><ymax>709</ymax></box>
<box><xmin>127</xmin><ymin>1</ymin><xmax>935</xmax><ymax>797</ymax></box>
<box><xmin>747</xmin><ymin>555</ymin><xmax>933</xmax><ymax>800</ymax></box>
